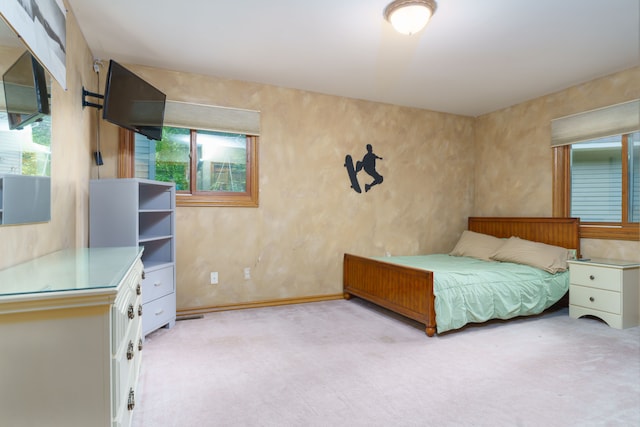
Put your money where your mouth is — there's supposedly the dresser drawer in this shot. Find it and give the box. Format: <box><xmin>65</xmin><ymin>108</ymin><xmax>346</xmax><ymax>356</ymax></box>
<box><xmin>570</xmin><ymin>284</ymin><xmax>621</xmax><ymax>314</ymax></box>
<box><xmin>112</xmin><ymin>335</ymin><xmax>139</xmax><ymax>419</ymax></box>
<box><xmin>143</xmin><ymin>292</ymin><xmax>176</xmax><ymax>335</ymax></box>
<box><xmin>142</xmin><ymin>265</ymin><xmax>174</xmax><ymax>304</ymax></box>
<box><xmin>569</xmin><ymin>263</ymin><xmax>622</xmax><ymax>291</ymax></box>
<box><xmin>113</xmin><ymin>320</ymin><xmax>142</xmax><ymax>421</ymax></box>
<box><xmin>112</xmin><ymin>288</ymin><xmax>142</xmax><ymax>354</ymax></box>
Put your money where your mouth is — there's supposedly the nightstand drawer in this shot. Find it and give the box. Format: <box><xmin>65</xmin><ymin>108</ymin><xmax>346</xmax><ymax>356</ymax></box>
<box><xmin>569</xmin><ymin>263</ymin><xmax>621</xmax><ymax>291</ymax></box>
<box><xmin>570</xmin><ymin>284</ymin><xmax>620</xmax><ymax>314</ymax></box>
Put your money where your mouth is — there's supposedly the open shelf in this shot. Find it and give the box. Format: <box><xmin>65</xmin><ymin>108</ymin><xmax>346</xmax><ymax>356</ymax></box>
<box><xmin>90</xmin><ymin>178</ymin><xmax>176</xmax><ymax>336</ymax></box>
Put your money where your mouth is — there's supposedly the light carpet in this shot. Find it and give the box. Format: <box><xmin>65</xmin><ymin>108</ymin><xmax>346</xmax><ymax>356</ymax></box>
<box><xmin>133</xmin><ymin>299</ymin><xmax>640</xmax><ymax>427</ymax></box>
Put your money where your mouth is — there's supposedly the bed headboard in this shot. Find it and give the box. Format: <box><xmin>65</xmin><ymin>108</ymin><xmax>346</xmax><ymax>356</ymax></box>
<box><xmin>468</xmin><ymin>217</ymin><xmax>580</xmax><ymax>258</ymax></box>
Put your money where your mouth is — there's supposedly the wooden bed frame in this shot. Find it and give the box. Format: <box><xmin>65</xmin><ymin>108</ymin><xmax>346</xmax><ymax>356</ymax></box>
<box><xmin>343</xmin><ymin>217</ymin><xmax>580</xmax><ymax>337</ymax></box>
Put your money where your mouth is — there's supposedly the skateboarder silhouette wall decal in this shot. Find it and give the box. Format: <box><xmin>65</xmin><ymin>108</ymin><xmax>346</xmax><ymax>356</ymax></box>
<box><xmin>344</xmin><ymin>144</ymin><xmax>384</xmax><ymax>193</ymax></box>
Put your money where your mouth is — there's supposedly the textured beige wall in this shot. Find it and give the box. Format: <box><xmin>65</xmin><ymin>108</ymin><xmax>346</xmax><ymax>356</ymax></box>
<box><xmin>100</xmin><ymin>65</ymin><xmax>476</xmax><ymax>310</ymax></box>
<box><xmin>474</xmin><ymin>66</ymin><xmax>640</xmax><ymax>262</ymax></box>
<box><xmin>0</xmin><ymin>6</ymin><xmax>96</xmax><ymax>271</ymax></box>
<box><xmin>3</xmin><ymin>8</ymin><xmax>636</xmax><ymax>311</ymax></box>
<box><xmin>0</xmin><ymin>46</ymin><xmax>23</xmax><ymax>85</ymax></box>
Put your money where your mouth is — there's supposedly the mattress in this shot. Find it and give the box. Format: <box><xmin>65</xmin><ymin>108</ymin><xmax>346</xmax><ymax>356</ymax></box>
<box><xmin>377</xmin><ymin>254</ymin><xmax>569</xmax><ymax>333</ymax></box>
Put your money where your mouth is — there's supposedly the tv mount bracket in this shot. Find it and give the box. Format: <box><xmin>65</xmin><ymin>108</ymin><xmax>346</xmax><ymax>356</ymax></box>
<box><xmin>82</xmin><ymin>86</ymin><xmax>103</xmax><ymax>110</ymax></box>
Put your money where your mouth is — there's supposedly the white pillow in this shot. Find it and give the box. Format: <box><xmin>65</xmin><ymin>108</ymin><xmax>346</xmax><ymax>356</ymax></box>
<box><xmin>449</xmin><ymin>230</ymin><xmax>505</xmax><ymax>261</ymax></box>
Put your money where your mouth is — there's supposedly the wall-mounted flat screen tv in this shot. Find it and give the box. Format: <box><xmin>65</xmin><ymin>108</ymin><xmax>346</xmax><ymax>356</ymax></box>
<box><xmin>102</xmin><ymin>60</ymin><xmax>166</xmax><ymax>141</ymax></box>
<box><xmin>2</xmin><ymin>51</ymin><xmax>50</xmax><ymax>130</ymax></box>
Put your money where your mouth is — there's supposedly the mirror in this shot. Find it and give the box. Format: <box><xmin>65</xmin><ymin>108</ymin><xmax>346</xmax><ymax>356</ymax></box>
<box><xmin>0</xmin><ymin>17</ymin><xmax>51</xmax><ymax>225</ymax></box>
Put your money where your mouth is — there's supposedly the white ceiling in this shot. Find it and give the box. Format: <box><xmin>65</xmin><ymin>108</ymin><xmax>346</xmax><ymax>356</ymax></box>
<box><xmin>66</xmin><ymin>0</ymin><xmax>639</xmax><ymax>117</ymax></box>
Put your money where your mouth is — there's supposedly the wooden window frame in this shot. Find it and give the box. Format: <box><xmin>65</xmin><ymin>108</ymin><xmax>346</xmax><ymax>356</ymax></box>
<box><xmin>552</xmin><ymin>135</ymin><xmax>639</xmax><ymax>241</ymax></box>
<box><xmin>118</xmin><ymin>128</ymin><xmax>259</xmax><ymax>207</ymax></box>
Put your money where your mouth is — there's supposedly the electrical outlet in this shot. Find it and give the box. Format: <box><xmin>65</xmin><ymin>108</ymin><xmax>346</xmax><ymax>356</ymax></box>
<box><xmin>210</xmin><ymin>272</ymin><xmax>218</xmax><ymax>285</ymax></box>
<box><xmin>243</xmin><ymin>267</ymin><xmax>251</xmax><ymax>280</ymax></box>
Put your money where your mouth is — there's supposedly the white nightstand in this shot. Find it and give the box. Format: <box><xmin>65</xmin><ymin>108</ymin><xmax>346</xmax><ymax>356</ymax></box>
<box><xmin>568</xmin><ymin>258</ymin><xmax>640</xmax><ymax>329</ymax></box>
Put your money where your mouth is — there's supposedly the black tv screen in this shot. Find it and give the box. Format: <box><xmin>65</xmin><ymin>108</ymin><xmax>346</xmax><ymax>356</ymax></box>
<box><xmin>2</xmin><ymin>51</ymin><xmax>50</xmax><ymax>130</ymax></box>
<box><xmin>102</xmin><ymin>60</ymin><xmax>166</xmax><ymax>141</ymax></box>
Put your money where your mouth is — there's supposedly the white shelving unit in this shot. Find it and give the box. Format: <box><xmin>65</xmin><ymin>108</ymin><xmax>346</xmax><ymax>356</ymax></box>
<box><xmin>90</xmin><ymin>178</ymin><xmax>176</xmax><ymax>336</ymax></box>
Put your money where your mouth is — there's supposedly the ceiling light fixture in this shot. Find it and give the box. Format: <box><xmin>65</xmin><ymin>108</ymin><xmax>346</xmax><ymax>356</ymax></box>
<box><xmin>383</xmin><ymin>0</ymin><xmax>437</xmax><ymax>35</ymax></box>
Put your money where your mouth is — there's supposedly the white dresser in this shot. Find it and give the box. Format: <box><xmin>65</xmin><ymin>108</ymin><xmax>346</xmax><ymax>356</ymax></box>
<box><xmin>0</xmin><ymin>247</ymin><xmax>144</xmax><ymax>427</ymax></box>
<box><xmin>568</xmin><ymin>258</ymin><xmax>640</xmax><ymax>329</ymax></box>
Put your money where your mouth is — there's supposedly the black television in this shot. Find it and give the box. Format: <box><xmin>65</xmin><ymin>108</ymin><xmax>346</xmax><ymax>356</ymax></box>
<box><xmin>2</xmin><ymin>51</ymin><xmax>50</xmax><ymax>130</ymax></box>
<box><xmin>102</xmin><ymin>60</ymin><xmax>166</xmax><ymax>141</ymax></box>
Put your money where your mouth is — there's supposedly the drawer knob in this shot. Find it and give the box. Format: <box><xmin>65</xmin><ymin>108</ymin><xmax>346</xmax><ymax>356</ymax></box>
<box><xmin>127</xmin><ymin>389</ymin><xmax>135</xmax><ymax>411</ymax></box>
<box><xmin>136</xmin><ymin>283</ymin><xmax>141</xmax><ymax>295</ymax></box>
<box><xmin>589</xmin><ymin>275</ymin><xmax>595</xmax><ymax>280</ymax></box>
<box><xmin>127</xmin><ymin>341</ymin><xmax>134</xmax><ymax>360</ymax></box>
<box><xmin>589</xmin><ymin>296</ymin><xmax>595</xmax><ymax>302</ymax></box>
<box><xmin>138</xmin><ymin>338</ymin><xmax>144</xmax><ymax>352</ymax></box>
<box><xmin>138</xmin><ymin>304</ymin><xmax>143</xmax><ymax>317</ymax></box>
<box><xmin>142</xmin><ymin>271</ymin><xmax>146</xmax><ymax>280</ymax></box>
<box><xmin>127</xmin><ymin>304</ymin><xmax>135</xmax><ymax>320</ymax></box>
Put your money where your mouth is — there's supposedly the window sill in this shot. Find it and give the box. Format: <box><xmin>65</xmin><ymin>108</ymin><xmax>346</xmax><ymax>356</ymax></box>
<box><xmin>579</xmin><ymin>223</ymin><xmax>639</xmax><ymax>241</ymax></box>
<box><xmin>177</xmin><ymin>192</ymin><xmax>258</xmax><ymax>208</ymax></box>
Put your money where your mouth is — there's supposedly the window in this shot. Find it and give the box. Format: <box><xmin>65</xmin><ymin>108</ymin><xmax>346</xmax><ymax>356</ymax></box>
<box><xmin>553</xmin><ymin>132</ymin><xmax>639</xmax><ymax>240</ymax></box>
<box><xmin>552</xmin><ymin>100</ymin><xmax>639</xmax><ymax>240</ymax></box>
<box><xmin>119</xmin><ymin>126</ymin><xmax>258</xmax><ymax>207</ymax></box>
<box><xmin>119</xmin><ymin>101</ymin><xmax>260</xmax><ymax>207</ymax></box>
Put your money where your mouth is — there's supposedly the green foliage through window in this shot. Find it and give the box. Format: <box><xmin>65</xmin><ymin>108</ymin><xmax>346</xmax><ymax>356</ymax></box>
<box><xmin>134</xmin><ymin>126</ymin><xmax>248</xmax><ymax>194</ymax></box>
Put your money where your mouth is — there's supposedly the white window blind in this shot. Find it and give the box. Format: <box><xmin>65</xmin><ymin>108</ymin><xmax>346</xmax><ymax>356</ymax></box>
<box><xmin>163</xmin><ymin>101</ymin><xmax>260</xmax><ymax>135</ymax></box>
<box><xmin>570</xmin><ymin>141</ymin><xmax>622</xmax><ymax>222</ymax></box>
<box><xmin>134</xmin><ymin>138</ymin><xmax>155</xmax><ymax>179</ymax></box>
<box><xmin>631</xmin><ymin>135</ymin><xmax>640</xmax><ymax>222</ymax></box>
<box><xmin>551</xmin><ymin>99</ymin><xmax>640</xmax><ymax>147</ymax></box>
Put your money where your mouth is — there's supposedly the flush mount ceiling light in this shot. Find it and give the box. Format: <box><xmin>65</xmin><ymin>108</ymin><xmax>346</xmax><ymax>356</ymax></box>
<box><xmin>384</xmin><ymin>0</ymin><xmax>438</xmax><ymax>35</ymax></box>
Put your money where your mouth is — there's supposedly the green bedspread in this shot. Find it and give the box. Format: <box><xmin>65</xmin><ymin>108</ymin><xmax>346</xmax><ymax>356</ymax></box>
<box><xmin>377</xmin><ymin>254</ymin><xmax>569</xmax><ymax>333</ymax></box>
